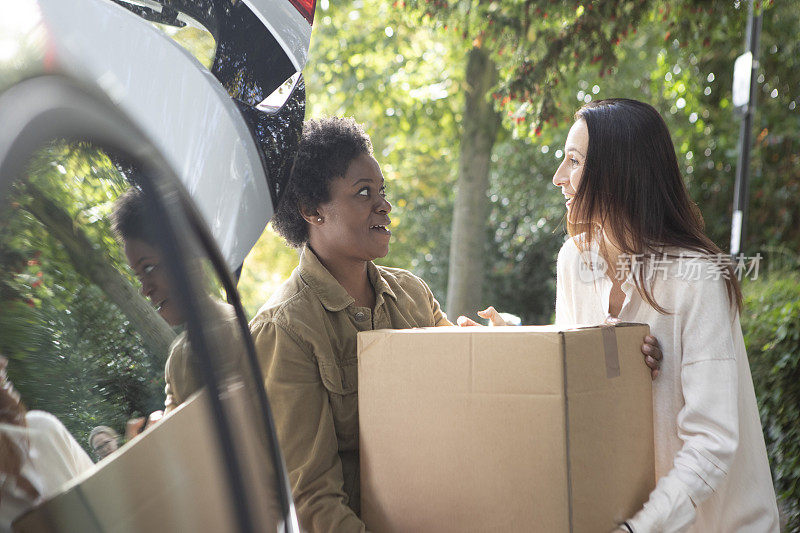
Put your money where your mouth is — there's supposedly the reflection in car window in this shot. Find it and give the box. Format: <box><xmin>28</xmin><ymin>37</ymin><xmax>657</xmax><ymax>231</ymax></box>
<box><xmin>107</xmin><ymin>174</ymin><xmax>289</xmax><ymax>530</ymax></box>
<box><xmin>1</xmin><ymin>138</ymin><xmax>291</xmax><ymax>529</ymax></box>
<box><xmin>151</xmin><ymin>21</ymin><xmax>216</xmax><ymax>69</ymax></box>
<box><xmin>0</xmin><ymin>141</ymin><xmax>174</xmax><ymax>457</ymax></box>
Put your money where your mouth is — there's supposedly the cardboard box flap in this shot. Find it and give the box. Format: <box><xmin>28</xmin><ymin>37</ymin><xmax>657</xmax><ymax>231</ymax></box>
<box><xmin>14</xmin><ymin>384</ymin><xmax>285</xmax><ymax>533</ymax></box>
<box><xmin>13</xmin><ymin>391</ymin><xmax>237</xmax><ymax>533</ymax></box>
<box><xmin>359</xmin><ymin>327</ymin><xmax>564</xmax><ymax>396</ymax></box>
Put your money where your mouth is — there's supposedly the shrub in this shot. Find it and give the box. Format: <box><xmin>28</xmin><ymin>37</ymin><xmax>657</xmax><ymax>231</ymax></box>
<box><xmin>742</xmin><ymin>270</ymin><xmax>800</xmax><ymax>531</ymax></box>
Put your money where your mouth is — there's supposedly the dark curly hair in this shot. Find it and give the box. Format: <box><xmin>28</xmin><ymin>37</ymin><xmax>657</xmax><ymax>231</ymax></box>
<box><xmin>271</xmin><ymin>117</ymin><xmax>373</xmax><ymax>247</ymax></box>
<box><xmin>111</xmin><ymin>187</ymin><xmax>158</xmax><ymax>245</ymax></box>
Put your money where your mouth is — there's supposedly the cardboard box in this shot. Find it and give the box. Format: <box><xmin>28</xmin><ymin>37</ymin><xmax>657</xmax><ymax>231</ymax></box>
<box><xmin>14</xmin><ymin>384</ymin><xmax>285</xmax><ymax>533</ymax></box>
<box><xmin>358</xmin><ymin>325</ymin><xmax>655</xmax><ymax>533</ymax></box>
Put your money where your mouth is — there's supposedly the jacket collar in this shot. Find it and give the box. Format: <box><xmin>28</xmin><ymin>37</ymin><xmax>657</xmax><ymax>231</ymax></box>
<box><xmin>298</xmin><ymin>244</ymin><xmax>396</xmax><ymax>312</ymax></box>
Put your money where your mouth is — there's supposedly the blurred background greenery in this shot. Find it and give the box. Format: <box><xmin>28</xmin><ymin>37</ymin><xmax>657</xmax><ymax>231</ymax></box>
<box><xmin>1</xmin><ymin>0</ymin><xmax>797</xmax><ymax>527</ymax></box>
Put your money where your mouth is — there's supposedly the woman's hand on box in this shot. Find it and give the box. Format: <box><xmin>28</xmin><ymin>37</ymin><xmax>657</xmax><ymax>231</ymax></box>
<box><xmin>606</xmin><ymin>317</ymin><xmax>661</xmax><ymax>380</ymax></box>
<box><xmin>641</xmin><ymin>335</ymin><xmax>662</xmax><ymax>380</ymax></box>
<box><xmin>456</xmin><ymin>306</ymin><xmax>507</xmax><ymax>327</ymax></box>
<box><xmin>125</xmin><ymin>410</ymin><xmax>164</xmax><ymax>441</ymax></box>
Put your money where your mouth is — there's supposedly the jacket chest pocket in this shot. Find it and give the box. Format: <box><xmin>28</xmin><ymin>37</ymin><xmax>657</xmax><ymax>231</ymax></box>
<box><xmin>318</xmin><ymin>359</ymin><xmax>359</xmax><ymax>447</ymax></box>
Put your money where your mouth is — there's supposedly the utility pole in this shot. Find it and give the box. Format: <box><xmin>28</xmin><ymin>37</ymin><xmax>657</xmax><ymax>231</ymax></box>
<box><xmin>730</xmin><ymin>0</ymin><xmax>762</xmax><ymax>257</ymax></box>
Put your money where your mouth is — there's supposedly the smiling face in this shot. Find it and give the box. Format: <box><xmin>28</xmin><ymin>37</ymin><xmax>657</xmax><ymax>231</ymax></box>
<box><xmin>310</xmin><ymin>152</ymin><xmax>392</xmax><ymax>262</ymax></box>
<box><xmin>123</xmin><ymin>238</ymin><xmax>184</xmax><ymax>326</ymax></box>
<box><xmin>552</xmin><ymin>118</ymin><xmax>589</xmax><ymax>215</ymax></box>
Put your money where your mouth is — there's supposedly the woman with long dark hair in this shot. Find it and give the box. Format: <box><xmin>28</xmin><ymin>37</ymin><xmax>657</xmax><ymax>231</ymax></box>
<box><xmin>0</xmin><ymin>356</ymin><xmax>93</xmax><ymax>529</ymax></box>
<box><xmin>551</xmin><ymin>99</ymin><xmax>778</xmax><ymax>531</ymax></box>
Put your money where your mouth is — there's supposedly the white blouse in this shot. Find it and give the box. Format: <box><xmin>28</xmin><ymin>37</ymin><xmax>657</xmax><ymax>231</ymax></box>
<box><xmin>555</xmin><ymin>237</ymin><xmax>778</xmax><ymax>533</ymax></box>
<box><xmin>0</xmin><ymin>411</ymin><xmax>94</xmax><ymax>532</ymax></box>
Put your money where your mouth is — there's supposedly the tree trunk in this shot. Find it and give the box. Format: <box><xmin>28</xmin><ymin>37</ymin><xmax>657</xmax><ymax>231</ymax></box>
<box><xmin>446</xmin><ymin>45</ymin><xmax>500</xmax><ymax>320</ymax></box>
<box><xmin>24</xmin><ymin>184</ymin><xmax>176</xmax><ymax>360</ymax></box>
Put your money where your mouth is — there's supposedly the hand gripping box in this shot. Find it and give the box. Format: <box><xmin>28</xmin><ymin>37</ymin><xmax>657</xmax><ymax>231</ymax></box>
<box><xmin>358</xmin><ymin>325</ymin><xmax>655</xmax><ymax>533</ymax></box>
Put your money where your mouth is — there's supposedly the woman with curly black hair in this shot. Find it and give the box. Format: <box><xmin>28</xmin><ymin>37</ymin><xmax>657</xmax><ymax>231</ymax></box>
<box><xmin>250</xmin><ymin>117</ymin><xmax>451</xmax><ymax>533</ymax></box>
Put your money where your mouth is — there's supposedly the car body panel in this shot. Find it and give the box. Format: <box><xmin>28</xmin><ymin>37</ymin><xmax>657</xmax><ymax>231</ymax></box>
<box><xmin>242</xmin><ymin>0</ymin><xmax>312</xmax><ymax>73</ymax></box>
<box><xmin>36</xmin><ymin>0</ymin><xmax>271</xmax><ymax>272</ymax></box>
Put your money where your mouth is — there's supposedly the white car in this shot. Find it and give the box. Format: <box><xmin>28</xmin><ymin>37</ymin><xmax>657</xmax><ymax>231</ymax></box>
<box><xmin>0</xmin><ymin>0</ymin><xmax>315</xmax><ymax>531</ymax></box>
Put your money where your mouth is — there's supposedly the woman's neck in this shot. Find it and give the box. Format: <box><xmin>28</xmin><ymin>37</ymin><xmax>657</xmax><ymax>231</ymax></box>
<box><xmin>601</xmin><ymin>231</ymin><xmax>622</xmax><ymax>262</ymax></box>
<box><xmin>597</xmin><ymin>227</ymin><xmax>626</xmax><ymax>280</ymax></box>
<box><xmin>309</xmin><ymin>245</ymin><xmax>375</xmax><ymax>309</ymax></box>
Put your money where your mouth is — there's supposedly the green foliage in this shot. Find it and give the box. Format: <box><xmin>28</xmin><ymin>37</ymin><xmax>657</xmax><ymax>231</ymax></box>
<box><xmin>238</xmin><ymin>227</ymin><xmax>300</xmax><ymax>317</ymax></box>
<box><xmin>483</xmin><ymin>139</ymin><xmax>564</xmax><ymax>323</ymax></box>
<box><xmin>403</xmin><ymin>0</ymin><xmax>652</xmax><ymax>128</ymax></box>
<box><xmin>742</xmin><ymin>267</ymin><xmax>800</xmax><ymax>530</ymax></box>
<box><xmin>398</xmin><ymin>0</ymin><xmax>769</xmax><ymax>132</ymax></box>
<box><xmin>5</xmin><ymin>281</ymin><xmax>166</xmax><ymax>450</ymax></box>
<box><xmin>629</xmin><ymin>1</ymin><xmax>799</xmax><ymax>255</ymax></box>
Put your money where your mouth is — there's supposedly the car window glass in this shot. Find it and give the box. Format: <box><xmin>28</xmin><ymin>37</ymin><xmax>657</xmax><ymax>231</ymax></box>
<box><xmin>1</xmin><ymin>141</ymin><xmax>172</xmax><ymax>455</ymax></box>
<box><xmin>0</xmin><ymin>140</ymin><xmax>287</xmax><ymax>531</ymax></box>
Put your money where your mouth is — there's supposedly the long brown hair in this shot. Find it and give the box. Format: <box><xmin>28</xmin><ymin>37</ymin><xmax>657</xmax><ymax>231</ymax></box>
<box><xmin>0</xmin><ymin>357</ymin><xmax>39</xmax><ymax>501</ymax></box>
<box><xmin>568</xmin><ymin>98</ymin><xmax>742</xmax><ymax>314</ymax></box>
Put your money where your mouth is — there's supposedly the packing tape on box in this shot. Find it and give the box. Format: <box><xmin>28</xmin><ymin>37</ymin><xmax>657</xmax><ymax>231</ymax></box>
<box><xmin>601</xmin><ymin>325</ymin><xmax>621</xmax><ymax>379</ymax></box>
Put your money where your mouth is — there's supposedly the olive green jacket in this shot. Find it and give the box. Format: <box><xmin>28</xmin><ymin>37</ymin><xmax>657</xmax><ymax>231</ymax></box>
<box><xmin>250</xmin><ymin>246</ymin><xmax>449</xmax><ymax>533</ymax></box>
<box><xmin>163</xmin><ymin>299</ymin><xmax>240</xmax><ymax>414</ymax></box>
